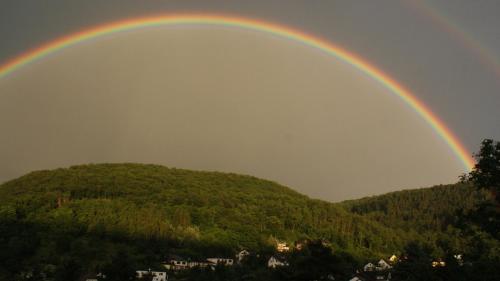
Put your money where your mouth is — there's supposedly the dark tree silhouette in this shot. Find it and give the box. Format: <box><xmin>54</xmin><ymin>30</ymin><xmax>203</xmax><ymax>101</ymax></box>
<box><xmin>464</xmin><ymin>139</ymin><xmax>500</xmax><ymax>238</ymax></box>
<box><xmin>101</xmin><ymin>249</ymin><xmax>137</xmax><ymax>281</ymax></box>
<box><xmin>392</xmin><ymin>241</ymin><xmax>440</xmax><ymax>281</ymax></box>
<box><xmin>468</xmin><ymin>139</ymin><xmax>500</xmax><ymax>203</ymax></box>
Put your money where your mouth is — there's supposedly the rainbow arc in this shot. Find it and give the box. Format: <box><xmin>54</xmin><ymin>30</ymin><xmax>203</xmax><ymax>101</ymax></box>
<box><xmin>0</xmin><ymin>14</ymin><xmax>475</xmax><ymax>170</ymax></box>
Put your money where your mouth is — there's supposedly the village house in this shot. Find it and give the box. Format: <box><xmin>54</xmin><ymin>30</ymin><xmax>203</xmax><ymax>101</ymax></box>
<box><xmin>236</xmin><ymin>250</ymin><xmax>250</xmax><ymax>263</ymax></box>
<box><xmin>207</xmin><ymin>257</ymin><xmax>234</xmax><ymax>266</ymax></box>
<box><xmin>355</xmin><ymin>257</ymin><xmax>393</xmax><ymax>281</ymax></box>
<box><xmin>163</xmin><ymin>259</ymin><xmax>189</xmax><ymax>271</ymax></box>
<box><xmin>276</xmin><ymin>241</ymin><xmax>290</xmax><ymax>252</ymax></box>
<box><xmin>454</xmin><ymin>254</ymin><xmax>464</xmax><ymax>266</ymax></box>
<box><xmin>363</xmin><ymin>262</ymin><xmax>376</xmax><ymax>272</ymax></box>
<box><xmin>187</xmin><ymin>261</ymin><xmax>210</xmax><ymax>268</ymax></box>
<box><xmin>136</xmin><ymin>270</ymin><xmax>168</xmax><ymax>281</ymax></box>
<box><xmin>163</xmin><ymin>256</ymin><xmax>234</xmax><ymax>271</ymax></box>
<box><xmin>376</xmin><ymin>259</ymin><xmax>392</xmax><ymax>271</ymax></box>
<box><xmin>363</xmin><ymin>259</ymin><xmax>392</xmax><ymax>272</ymax></box>
<box><xmin>431</xmin><ymin>259</ymin><xmax>446</xmax><ymax>267</ymax></box>
<box><xmin>267</xmin><ymin>256</ymin><xmax>289</xmax><ymax>268</ymax></box>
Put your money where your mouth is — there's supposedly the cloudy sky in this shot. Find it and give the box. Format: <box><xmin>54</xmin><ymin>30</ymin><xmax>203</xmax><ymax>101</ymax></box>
<box><xmin>1</xmin><ymin>0</ymin><xmax>499</xmax><ymax>201</ymax></box>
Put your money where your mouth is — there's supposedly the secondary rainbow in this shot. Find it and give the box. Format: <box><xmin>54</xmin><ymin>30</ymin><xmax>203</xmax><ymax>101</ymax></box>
<box><xmin>0</xmin><ymin>14</ymin><xmax>475</xmax><ymax>170</ymax></box>
<box><xmin>407</xmin><ymin>1</ymin><xmax>500</xmax><ymax>81</ymax></box>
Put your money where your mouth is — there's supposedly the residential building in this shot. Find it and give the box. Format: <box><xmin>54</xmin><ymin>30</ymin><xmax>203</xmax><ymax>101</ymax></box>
<box><xmin>136</xmin><ymin>270</ymin><xmax>168</xmax><ymax>281</ymax></box>
<box><xmin>236</xmin><ymin>250</ymin><xmax>250</xmax><ymax>262</ymax></box>
<box><xmin>276</xmin><ymin>242</ymin><xmax>290</xmax><ymax>252</ymax></box>
<box><xmin>376</xmin><ymin>259</ymin><xmax>392</xmax><ymax>271</ymax></box>
<box><xmin>207</xmin><ymin>258</ymin><xmax>234</xmax><ymax>266</ymax></box>
<box><xmin>363</xmin><ymin>262</ymin><xmax>375</xmax><ymax>272</ymax></box>
<box><xmin>267</xmin><ymin>256</ymin><xmax>288</xmax><ymax>268</ymax></box>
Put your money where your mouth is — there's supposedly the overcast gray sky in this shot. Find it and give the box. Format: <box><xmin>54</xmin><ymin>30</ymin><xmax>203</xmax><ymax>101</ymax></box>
<box><xmin>0</xmin><ymin>0</ymin><xmax>499</xmax><ymax>201</ymax></box>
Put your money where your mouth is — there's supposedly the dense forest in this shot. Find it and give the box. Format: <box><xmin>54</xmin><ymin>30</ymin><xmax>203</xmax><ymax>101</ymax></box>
<box><xmin>0</xmin><ymin>163</ymin><xmax>499</xmax><ymax>280</ymax></box>
<box><xmin>343</xmin><ymin>183</ymin><xmax>490</xmax><ymax>253</ymax></box>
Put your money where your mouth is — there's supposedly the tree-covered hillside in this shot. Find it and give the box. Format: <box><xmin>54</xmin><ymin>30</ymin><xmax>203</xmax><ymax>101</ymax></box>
<box><xmin>0</xmin><ymin>164</ymin><xmax>404</xmax><ymax>252</ymax></box>
<box><xmin>0</xmin><ymin>163</ymin><xmax>494</xmax><ymax>280</ymax></box>
<box><xmin>343</xmin><ymin>183</ymin><xmax>489</xmax><ymax>232</ymax></box>
<box><xmin>342</xmin><ymin>183</ymin><xmax>493</xmax><ymax>256</ymax></box>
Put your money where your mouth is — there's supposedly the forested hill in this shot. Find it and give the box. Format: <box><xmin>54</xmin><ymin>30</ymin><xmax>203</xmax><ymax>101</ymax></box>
<box><xmin>0</xmin><ymin>163</ymin><xmax>490</xmax><ymax>278</ymax></box>
<box><xmin>0</xmin><ymin>164</ymin><xmax>401</xmax><ymax>256</ymax></box>
<box><xmin>342</xmin><ymin>183</ymin><xmax>490</xmax><ymax>233</ymax></box>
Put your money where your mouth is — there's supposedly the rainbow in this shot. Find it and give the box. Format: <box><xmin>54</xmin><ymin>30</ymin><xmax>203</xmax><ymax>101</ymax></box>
<box><xmin>0</xmin><ymin>14</ymin><xmax>474</xmax><ymax>170</ymax></box>
<box><xmin>407</xmin><ymin>1</ymin><xmax>500</xmax><ymax>81</ymax></box>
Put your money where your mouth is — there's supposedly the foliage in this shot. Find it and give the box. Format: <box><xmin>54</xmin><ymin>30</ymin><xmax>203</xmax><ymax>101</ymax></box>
<box><xmin>392</xmin><ymin>241</ymin><xmax>440</xmax><ymax>281</ymax></box>
<box><xmin>463</xmin><ymin>138</ymin><xmax>500</xmax><ymax>238</ymax></box>
<box><xmin>467</xmin><ymin>138</ymin><xmax>500</xmax><ymax>202</ymax></box>
<box><xmin>0</xmin><ymin>163</ymin><xmax>496</xmax><ymax>280</ymax></box>
<box><xmin>343</xmin><ymin>183</ymin><xmax>490</xmax><ymax>256</ymax></box>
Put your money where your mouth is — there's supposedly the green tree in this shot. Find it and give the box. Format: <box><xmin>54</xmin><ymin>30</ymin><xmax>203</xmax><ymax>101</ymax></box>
<box><xmin>392</xmin><ymin>241</ymin><xmax>440</xmax><ymax>281</ymax></box>
<box><xmin>101</xmin><ymin>250</ymin><xmax>137</xmax><ymax>281</ymax></box>
<box><xmin>468</xmin><ymin>138</ymin><xmax>500</xmax><ymax>203</ymax></box>
<box><xmin>465</xmin><ymin>138</ymin><xmax>500</xmax><ymax>238</ymax></box>
<box><xmin>55</xmin><ymin>259</ymin><xmax>82</xmax><ymax>281</ymax></box>
<box><xmin>284</xmin><ymin>240</ymin><xmax>355</xmax><ymax>281</ymax></box>
<box><xmin>172</xmin><ymin>208</ymin><xmax>192</xmax><ymax>227</ymax></box>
